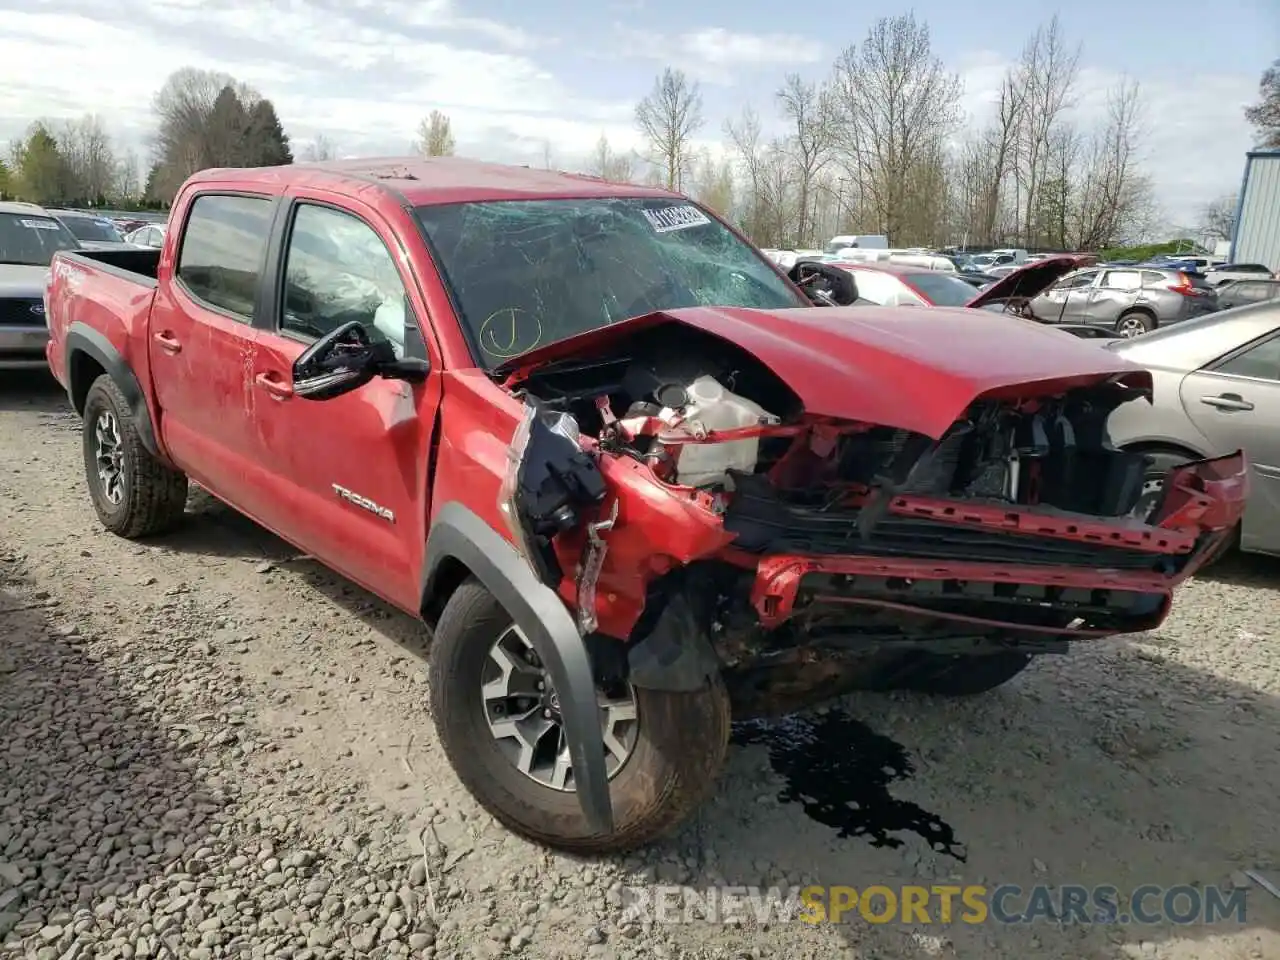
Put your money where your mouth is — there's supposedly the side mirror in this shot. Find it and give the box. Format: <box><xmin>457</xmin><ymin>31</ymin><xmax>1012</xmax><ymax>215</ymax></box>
<box><xmin>787</xmin><ymin>261</ymin><xmax>860</xmax><ymax>306</ymax></box>
<box><xmin>292</xmin><ymin>320</ymin><xmax>429</xmax><ymax>401</ymax></box>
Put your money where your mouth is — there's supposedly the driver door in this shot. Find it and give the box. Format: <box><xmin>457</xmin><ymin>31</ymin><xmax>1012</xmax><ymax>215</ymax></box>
<box><xmin>249</xmin><ymin>194</ymin><xmax>443</xmax><ymax>611</ymax></box>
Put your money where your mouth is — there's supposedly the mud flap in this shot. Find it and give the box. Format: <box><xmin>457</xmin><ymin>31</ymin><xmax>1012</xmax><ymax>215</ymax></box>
<box><xmin>423</xmin><ymin>502</ymin><xmax>614</xmax><ymax>837</ymax></box>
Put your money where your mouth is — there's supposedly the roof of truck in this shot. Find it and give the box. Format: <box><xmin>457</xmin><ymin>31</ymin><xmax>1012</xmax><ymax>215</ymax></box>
<box><xmin>185</xmin><ymin>157</ymin><xmax>685</xmax><ymax>206</ymax></box>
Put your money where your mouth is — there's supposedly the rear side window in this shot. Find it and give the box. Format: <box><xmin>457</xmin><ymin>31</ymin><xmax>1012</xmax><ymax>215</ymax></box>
<box><xmin>1141</xmin><ymin>271</ymin><xmax>1166</xmax><ymax>285</ymax></box>
<box><xmin>176</xmin><ymin>194</ymin><xmax>274</xmax><ymax>320</ymax></box>
<box><xmin>1102</xmin><ymin>270</ymin><xmax>1141</xmax><ymax>290</ymax></box>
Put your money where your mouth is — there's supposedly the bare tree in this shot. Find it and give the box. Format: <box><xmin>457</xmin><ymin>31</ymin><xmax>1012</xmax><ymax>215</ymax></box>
<box><xmin>150</xmin><ymin>67</ymin><xmax>272</xmax><ymax>200</ymax></box>
<box><xmin>540</xmin><ymin>140</ymin><xmax>555</xmax><ymax>169</ymax></box>
<box><xmin>58</xmin><ymin>115</ymin><xmax>118</xmax><ymax>202</ymax></box>
<box><xmin>690</xmin><ymin>150</ymin><xmax>734</xmax><ymax>218</ymax></box>
<box><xmin>969</xmin><ymin>71</ymin><xmax>1025</xmax><ymax>244</ymax></box>
<box><xmin>1071</xmin><ymin>78</ymin><xmax>1153</xmax><ymax>250</ymax></box>
<box><xmin>1199</xmin><ymin>193</ymin><xmax>1238</xmax><ymax>241</ymax></box>
<box><xmin>586</xmin><ymin>134</ymin><xmax>634</xmax><ymax>182</ymax></box>
<box><xmin>1013</xmin><ymin>16</ymin><xmax>1081</xmax><ymax>245</ymax></box>
<box><xmin>115</xmin><ymin>148</ymin><xmax>142</xmax><ymax>201</ymax></box>
<box><xmin>414</xmin><ymin>110</ymin><xmax>456</xmax><ymax>157</ymax></box>
<box><xmin>302</xmin><ymin>132</ymin><xmax>337</xmax><ymax>162</ymax></box>
<box><xmin>776</xmin><ymin>74</ymin><xmax>834</xmax><ymax>247</ymax></box>
<box><xmin>829</xmin><ymin>14</ymin><xmax>961</xmax><ymax>245</ymax></box>
<box><xmin>1245</xmin><ymin>60</ymin><xmax>1280</xmax><ymax>148</ymax></box>
<box><xmin>635</xmin><ymin>68</ymin><xmax>704</xmax><ymax>191</ymax></box>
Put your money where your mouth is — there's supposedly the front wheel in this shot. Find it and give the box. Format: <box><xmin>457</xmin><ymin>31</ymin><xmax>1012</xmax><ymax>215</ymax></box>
<box><xmin>428</xmin><ymin>579</ymin><xmax>731</xmax><ymax>854</ymax></box>
<box><xmin>81</xmin><ymin>375</ymin><xmax>188</xmax><ymax>538</ymax></box>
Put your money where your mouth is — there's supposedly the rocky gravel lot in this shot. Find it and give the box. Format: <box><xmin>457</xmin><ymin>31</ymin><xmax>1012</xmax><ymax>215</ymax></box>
<box><xmin>1</xmin><ymin>371</ymin><xmax>1279</xmax><ymax>960</ymax></box>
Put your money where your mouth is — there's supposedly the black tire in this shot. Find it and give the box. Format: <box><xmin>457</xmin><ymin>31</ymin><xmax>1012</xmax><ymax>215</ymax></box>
<box><xmin>898</xmin><ymin>652</ymin><xmax>1033</xmax><ymax>696</ymax></box>
<box><xmin>428</xmin><ymin>579</ymin><xmax>731</xmax><ymax>854</ymax></box>
<box><xmin>81</xmin><ymin>375</ymin><xmax>188</xmax><ymax>538</ymax></box>
<box><xmin>1115</xmin><ymin>310</ymin><xmax>1155</xmax><ymax>337</ymax></box>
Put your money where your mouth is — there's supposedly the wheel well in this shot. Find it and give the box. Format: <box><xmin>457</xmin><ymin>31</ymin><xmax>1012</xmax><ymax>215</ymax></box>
<box><xmin>68</xmin><ymin>350</ymin><xmax>107</xmax><ymax>415</ymax></box>
<box><xmin>421</xmin><ymin>556</ymin><xmax>472</xmax><ymax>627</ymax></box>
<box><xmin>1122</xmin><ymin>441</ymin><xmax>1202</xmax><ymax>463</ymax></box>
<box><xmin>1119</xmin><ymin>306</ymin><xmax>1156</xmax><ymax>322</ymax></box>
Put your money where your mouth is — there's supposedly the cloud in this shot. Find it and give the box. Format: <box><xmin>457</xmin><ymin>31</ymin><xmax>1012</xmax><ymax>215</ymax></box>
<box><xmin>954</xmin><ymin>51</ymin><xmax>1259</xmax><ymax>227</ymax></box>
<box><xmin>0</xmin><ymin>0</ymin><xmax>631</xmax><ymax>166</ymax></box>
<box><xmin>606</xmin><ymin>25</ymin><xmax>825</xmax><ymax>85</ymax></box>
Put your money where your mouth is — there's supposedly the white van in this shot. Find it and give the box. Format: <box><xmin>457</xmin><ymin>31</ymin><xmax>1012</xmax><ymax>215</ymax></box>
<box><xmin>835</xmin><ymin>247</ymin><xmax>956</xmax><ymax>272</ymax></box>
<box><xmin>825</xmin><ymin>234</ymin><xmax>889</xmax><ymax>254</ymax></box>
<box><xmin>991</xmin><ymin>248</ymin><xmax>1029</xmax><ymax>264</ymax></box>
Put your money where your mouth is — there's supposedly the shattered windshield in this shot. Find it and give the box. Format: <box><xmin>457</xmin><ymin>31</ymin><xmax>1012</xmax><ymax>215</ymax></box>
<box><xmin>414</xmin><ymin>197</ymin><xmax>806</xmax><ymax>367</ymax></box>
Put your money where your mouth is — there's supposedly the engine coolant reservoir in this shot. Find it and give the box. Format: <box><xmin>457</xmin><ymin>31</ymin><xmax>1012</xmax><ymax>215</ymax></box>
<box><xmin>668</xmin><ymin>375</ymin><xmax>776</xmax><ymax>488</ymax></box>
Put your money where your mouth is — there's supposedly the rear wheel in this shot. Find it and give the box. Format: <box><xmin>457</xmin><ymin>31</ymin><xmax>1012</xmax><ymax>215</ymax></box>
<box><xmin>428</xmin><ymin>579</ymin><xmax>731</xmax><ymax>854</ymax></box>
<box><xmin>81</xmin><ymin>375</ymin><xmax>188</xmax><ymax>538</ymax></box>
<box><xmin>1115</xmin><ymin>310</ymin><xmax>1155</xmax><ymax>337</ymax></box>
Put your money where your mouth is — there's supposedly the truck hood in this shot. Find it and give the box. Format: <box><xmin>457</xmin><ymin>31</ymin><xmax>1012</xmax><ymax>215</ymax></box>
<box><xmin>501</xmin><ymin>304</ymin><xmax>1151</xmax><ymax>439</ymax></box>
<box><xmin>0</xmin><ymin>264</ymin><xmax>49</xmax><ymax>298</ymax></box>
<box><xmin>964</xmin><ymin>255</ymin><xmax>1087</xmax><ymax>308</ymax></box>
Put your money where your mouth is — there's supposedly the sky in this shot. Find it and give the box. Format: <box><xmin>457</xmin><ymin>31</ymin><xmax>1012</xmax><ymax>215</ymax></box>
<box><xmin>1</xmin><ymin>0</ymin><xmax>1276</xmax><ymax>230</ymax></box>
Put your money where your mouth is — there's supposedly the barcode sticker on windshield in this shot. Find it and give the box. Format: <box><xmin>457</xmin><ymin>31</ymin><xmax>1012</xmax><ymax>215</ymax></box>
<box><xmin>642</xmin><ymin>205</ymin><xmax>711</xmax><ymax>234</ymax></box>
<box><xmin>20</xmin><ymin>219</ymin><xmax>61</xmax><ymax>230</ymax></box>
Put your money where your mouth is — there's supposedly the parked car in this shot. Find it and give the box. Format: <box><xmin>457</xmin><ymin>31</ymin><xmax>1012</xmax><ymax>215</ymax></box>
<box><xmin>1215</xmin><ymin>278</ymin><xmax>1280</xmax><ymax>310</ymax></box>
<box><xmin>47</xmin><ymin>210</ymin><xmax>134</xmax><ymax>250</ymax></box>
<box><xmin>831</xmin><ymin>255</ymin><xmax>1114</xmax><ymax>339</ymax></box>
<box><xmin>1203</xmin><ymin>262</ymin><xmax>1275</xmax><ymax>286</ymax></box>
<box><xmin>125</xmin><ymin>223</ymin><xmax>166</xmax><ymax>248</ymax></box>
<box><xmin>45</xmin><ymin>158</ymin><xmax>1245</xmax><ymax>853</ymax></box>
<box><xmin>1027</xmin><ymin>265</ymin><xmax>1219</xmax><ymax>337</ymax></box>
<box><xmin>1106</xmin><ymin>300</ymin><xmax>1279</xmax><ymax>556</ymax></box>
<box><xmin>0</xmin><ymin>201</ymin><xmax>81</xmax><ymax>370</ymax></box>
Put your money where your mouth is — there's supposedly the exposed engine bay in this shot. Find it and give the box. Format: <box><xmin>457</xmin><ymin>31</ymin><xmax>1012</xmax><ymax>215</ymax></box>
<box><xmin>496</xmin><ymin>321</ymin><xmax>1233</xmax><ymax>716</ymax></box>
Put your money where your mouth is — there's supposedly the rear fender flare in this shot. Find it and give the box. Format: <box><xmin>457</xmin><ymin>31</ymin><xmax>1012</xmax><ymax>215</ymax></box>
<box><xmin>421</xmin><ymin>501</ymin><xmax>614</xmax><ymax>837</ymax></box>
<box><xmin>65</xmin><ymin>322</ymin><xmax>160</xmax><ymax>458</ymax></box>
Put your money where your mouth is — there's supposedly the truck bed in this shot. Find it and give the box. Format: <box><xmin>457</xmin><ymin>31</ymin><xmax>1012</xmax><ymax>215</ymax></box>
<box><xmin>60</xmin><ymin>247</ymin><xmax>161</xmax><ymax>286</ymax></box>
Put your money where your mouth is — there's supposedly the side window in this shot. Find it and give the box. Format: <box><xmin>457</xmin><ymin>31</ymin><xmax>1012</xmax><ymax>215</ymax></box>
<box><xmin>1053</xmin><ymin>270</ymin><xmax>1098</xmax><ymax>291</ymax></box>
<box><xmin>1233</xmin><ymin>283</ymin><xmax>1266</xmax><ymax>302</ymax></box>
<box><xmin>1215</xmin><ymin>333</ymin><xmax>1280</xmax><ymax>382</ymax></box>
<box><xmin>176</xmin><ymin>194</ymin><xmax>274</xmax><ymax>320</ymax></box>
<box><xmin>280</xmin><ymin>204</ymin><xmax>409</xmax><ymax>357</ymax></box>
<box><xmin>1102</xmin><ymin>270</ymin><xmax>1141</xmax><ymax>291</ymax></box>
<box><xmin>1141</xmin><ymin>271</ymin><xmax>1166</xmax><ymax>286</ymax></box>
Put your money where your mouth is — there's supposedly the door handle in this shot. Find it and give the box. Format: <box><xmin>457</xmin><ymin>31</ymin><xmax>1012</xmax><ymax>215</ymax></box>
<box><xmin>1200</xmin><ymin>393</ymin><xmax>1254</xmax><ymax>411</ymax></box>
<box><xmin>254</xmin><ymin>372</ymin><xmax>294</xmax><ymax>400</ymax></box>
<box><xmin>153</xmin><ymin>331</ymin><xmax>181</xmax><ymax>354</ymax></box>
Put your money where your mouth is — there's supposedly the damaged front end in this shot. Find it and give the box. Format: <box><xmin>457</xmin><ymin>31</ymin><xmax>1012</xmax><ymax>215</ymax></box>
<box><xmin>496</xmin><ymin>314</ymin><xmax>1249</xmax><ymax>720</ymax></box>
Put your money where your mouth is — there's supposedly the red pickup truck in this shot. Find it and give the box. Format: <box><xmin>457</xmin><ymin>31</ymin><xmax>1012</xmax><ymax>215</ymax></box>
<box><xmin>45</xmin><ymin>158</ymin><xmax>1247</xmax><ymax>854</ymax></box>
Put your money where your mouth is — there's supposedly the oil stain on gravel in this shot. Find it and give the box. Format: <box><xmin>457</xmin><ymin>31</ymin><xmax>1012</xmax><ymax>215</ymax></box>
<box><xmin>732</xmin><ymin>710</ymin><xmax>966</xmax><ymax>860</ymax></box>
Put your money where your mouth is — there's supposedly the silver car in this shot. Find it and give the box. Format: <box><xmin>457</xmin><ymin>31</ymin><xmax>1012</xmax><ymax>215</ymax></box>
<box><xmin>1106</xmin><ymin>300</ymin><xmax>1280</xmax><ymax>556</ymax></box>
<box><xmin>0</xmin><ymin>202</ymin><xmax>81</xmax><ymax>370</ymax></box>
<box><xmin>1029</xmin><ymin>265</ymin><xmax>1220</xmax><ymax>338</ymax></box>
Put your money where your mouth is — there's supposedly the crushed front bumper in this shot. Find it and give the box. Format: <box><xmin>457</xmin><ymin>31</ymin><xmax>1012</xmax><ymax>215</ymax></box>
<box><xmin>746</xmin><ymin>450</ymin><xmax>1248</xmax><ymax>632</ymax></box>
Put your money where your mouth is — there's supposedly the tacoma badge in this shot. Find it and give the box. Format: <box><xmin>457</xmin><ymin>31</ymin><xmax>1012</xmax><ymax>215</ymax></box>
<box><xmin>332</xmin><ymin>483</ymin><xmax>394</xmax><ymax>522</ymax></box>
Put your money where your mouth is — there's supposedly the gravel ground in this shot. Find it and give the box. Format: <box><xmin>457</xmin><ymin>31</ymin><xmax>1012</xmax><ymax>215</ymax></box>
<box><xmin>1</xmin><ymin>370</ymin><xmax>1279</xmax><ymax>960</ymax></box>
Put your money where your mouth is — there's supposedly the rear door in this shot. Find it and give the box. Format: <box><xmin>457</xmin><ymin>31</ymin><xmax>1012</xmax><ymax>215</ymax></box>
<box><xmin>1178</xmin><ymin>317</ymin><xmax>1280</xmax><ymax>553</ymax></box>
<box><xmin>148</xmin><ymin>191</ymin><xmax>281</xmax><ymax>515</ymax></box>
<box><xmin>1084</xmin><ymin>269</ymin><xmax>1144</xmax><ymax>325</ymax></box>
<box><xmin>247</xmin><ymin>191</ymin><xmax>444</xmax><ymax>610</ymax></box>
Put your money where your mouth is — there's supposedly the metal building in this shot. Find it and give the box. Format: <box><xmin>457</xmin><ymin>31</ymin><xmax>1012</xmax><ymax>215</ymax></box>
<box><xmin>1230</xmin><ymin>149</ymin><xmax>1280</xmax><ymax>270</ymax></box>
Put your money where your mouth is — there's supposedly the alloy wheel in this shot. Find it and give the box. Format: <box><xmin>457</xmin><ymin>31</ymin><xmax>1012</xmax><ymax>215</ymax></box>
<box><xmin>480</xmin><ymin>625</ymin><xmax>639</xmax><ymax>791</ymax></box>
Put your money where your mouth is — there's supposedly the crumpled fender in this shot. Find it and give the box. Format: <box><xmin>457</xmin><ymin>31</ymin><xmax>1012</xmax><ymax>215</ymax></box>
<box><xmin>422</xmin><ymin>501</ymin><xmax>613</xmax><ymax>837</ymax></box>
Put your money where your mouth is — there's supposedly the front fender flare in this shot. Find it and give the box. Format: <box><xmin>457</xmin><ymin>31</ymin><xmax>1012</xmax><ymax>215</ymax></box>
<box><xmin>65</xmin><ymin>322</ymin><xmax>160</xmax><ymax>458</ymax></box>
<box><xmin>422</xmin><ymin>501</ymin><xmax>613</xmax><ymax>837</ymax></box>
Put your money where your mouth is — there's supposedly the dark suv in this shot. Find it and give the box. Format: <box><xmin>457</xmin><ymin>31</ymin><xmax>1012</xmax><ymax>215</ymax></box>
<box><xmin>1028</xmin><ymin>265</ymin><xmax>1219</xmax><ymax>337</ymax></box>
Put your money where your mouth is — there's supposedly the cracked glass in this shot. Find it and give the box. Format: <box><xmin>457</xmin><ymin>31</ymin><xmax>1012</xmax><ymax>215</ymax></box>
<box><xmin>415</xmin><ymin>198</ymin><xmax>806</xmax><ymax>368</ymax></box>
